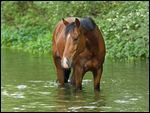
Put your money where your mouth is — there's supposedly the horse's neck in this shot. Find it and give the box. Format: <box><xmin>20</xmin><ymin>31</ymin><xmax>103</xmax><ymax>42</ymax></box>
<box><xmin>85</xmin><ymin>35</ymin><xmax>99</xmax><ymax>52</ymax></box>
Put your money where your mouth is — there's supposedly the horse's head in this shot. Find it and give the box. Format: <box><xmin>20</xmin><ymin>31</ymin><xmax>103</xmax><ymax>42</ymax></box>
<box><xmin>61</xmin><ymin>18</ymin><xmax>86</xmax><ymax>69</ymax></box>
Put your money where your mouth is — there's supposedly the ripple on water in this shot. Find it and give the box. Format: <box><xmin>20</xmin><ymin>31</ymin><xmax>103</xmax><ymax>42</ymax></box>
<box><xmin>13</xmin><ymin>107</ymin><xmax>25</xmax><ymax>111</ymax></box>
<box><xmin>114</xmin><ymin>100</ymin><xmax>129</xmax><ymax>104</ymax></box>
<box><xmin>10</xmin><ymin>92</ymin><xmax>25</xmax><ymax>99</ymax></box>
<box><xmin>28</xmin><ymin>80</ymin><xmax>44</xmax><ymax>83</ymax></box>
<box><xmin>129</xmin><ymin>98</ymin><xmax>138</xmax><ymax>101</ymax></box>
<box><xmin>82</xmin><ymin>106</ymin><xmax>98</xmax><ymax>109</ymax></box>
<box><xmin>2</xmin><ymin>90</ymin><xmax>9</xmax><ymax>96</ymax></box>
<box><xmin>43</xmin><ymin>81</ymin><xmax>58</xmax><ymax>88</ymax></box>
<box><xmin>82</xmin><ymin>80</ymin><xmax>92</xmax><ymax>85</ymax></box>
<box><xmin>2</xmin><ymin>90</ymin><xmax>25</xmax><ymax>99</ymax></box>
<box><xmin>20</xmin><ymin>104</ymin><xmax>36</xmax><ymax>109</ymax></box>
<box><xmin>68</xmin><ymin>105</ymin><xmax>98</xmax><ymax>112</ymax></box>
<box><xmin>90</xmin><ymin>101</ymin><xmax>98</xmax><ymax>104</ymax></box>
<box><xmin>100</xmin><ymin>106</ymin><xmax>112</xmax><ymax>109</ymax></box>
<box><xmin>68</xmin><ymin>106</ymin><xmax>82</xmax><ymax>111</ymax></box>
<box><xmin>38</xmin><ymin>91</ymin><xmax>51</xmax><ymax>95</ymax></box>
<box><xmin>17</xmin><ymin>85</ymin><xmax>27</xmax><ymax>90</ymax></box>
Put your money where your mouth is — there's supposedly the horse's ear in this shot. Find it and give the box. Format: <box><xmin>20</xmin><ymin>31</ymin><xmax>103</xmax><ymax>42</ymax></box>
<box><xmin>75</xmin><ymin>18</ymin><xmax>80</xmax><ymax>28</ymax></box>
<box><xmin>62</xmin><ymin>18</ymin><xmax>69</xmax><ymax>26</ymax></box>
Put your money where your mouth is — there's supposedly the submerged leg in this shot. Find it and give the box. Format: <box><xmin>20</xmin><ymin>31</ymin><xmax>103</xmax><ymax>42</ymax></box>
<box><xmin>93</xmin><ymin>66</ymin><xmax>103</xmax><ymax>91</ymax></box>
<box><xmin>74</xmin><ymin>66</ymin><xmax>84</xmax><ymax>90</ymax></box>
<box><xmin>53</xmin><ymin>57</ymin><xmax>65</xmax><ymax>87</ymax></box>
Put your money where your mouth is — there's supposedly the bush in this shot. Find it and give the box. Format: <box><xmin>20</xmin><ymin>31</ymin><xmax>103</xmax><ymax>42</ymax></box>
<box><xmin>96</xmin><ymin>1</ymin><xmax>149</xmax><ymax>59</ymax></box>
<box><xmin>1</xmin><ymin>1</ymin><xmax>149</xmax><ymax>59</ymax></box>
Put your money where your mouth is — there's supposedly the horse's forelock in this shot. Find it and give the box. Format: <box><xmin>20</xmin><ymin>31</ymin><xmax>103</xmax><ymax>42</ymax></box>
<box><xmin>65</xmin><ymin>22</ymin><xmax>76</xmax><ymax>36</ymax></box>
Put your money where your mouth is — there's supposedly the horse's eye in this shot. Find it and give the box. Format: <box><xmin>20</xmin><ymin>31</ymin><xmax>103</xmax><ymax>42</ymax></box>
<box><xmin>74</xmin><ymin>38</ymin><xmax>78</xmax><ymax>41</ymax></box>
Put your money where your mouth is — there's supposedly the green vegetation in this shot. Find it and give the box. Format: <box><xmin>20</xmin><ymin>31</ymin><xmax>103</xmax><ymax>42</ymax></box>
<box><xmin>1</xmin><ymin>1</ymin><xmax>149</xmax><ymax>59</ymax></box>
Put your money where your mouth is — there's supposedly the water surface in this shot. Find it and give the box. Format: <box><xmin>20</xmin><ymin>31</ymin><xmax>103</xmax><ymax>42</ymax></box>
<box><xmin>1</xmin><ymin>48</ymin><xmax>149</xmax><ymax>112</ymax></box>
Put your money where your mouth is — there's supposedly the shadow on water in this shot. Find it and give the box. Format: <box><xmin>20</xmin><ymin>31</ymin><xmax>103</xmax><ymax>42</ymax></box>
<box><xmin>1</xmin><ymin>48</ymin><xmax>149</xmax><ymax>112</ymax></box>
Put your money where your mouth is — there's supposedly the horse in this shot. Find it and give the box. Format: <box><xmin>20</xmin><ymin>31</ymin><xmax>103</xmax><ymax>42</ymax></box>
<box><xmin>52</xmin><ymin>17</ymin><xmax>106</xmax><ymax>91</ymax></box>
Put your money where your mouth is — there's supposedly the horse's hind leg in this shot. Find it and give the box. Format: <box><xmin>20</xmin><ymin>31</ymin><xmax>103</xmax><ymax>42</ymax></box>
<box><xmin>64</xmin><ymin>69</ymin><xmax>71</xmax><ymax>83</ymax></box>
<box><xmin>92</xmin><ymin>65</ymin><xmax>103</xmax><ymax>91</ymax></box>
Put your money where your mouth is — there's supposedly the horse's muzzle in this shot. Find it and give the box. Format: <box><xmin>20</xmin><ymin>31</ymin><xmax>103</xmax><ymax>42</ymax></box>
<box><xmin>61</xmin><ymin>57</ymin><xmax>72</xmax><ymax>69</ymax></box>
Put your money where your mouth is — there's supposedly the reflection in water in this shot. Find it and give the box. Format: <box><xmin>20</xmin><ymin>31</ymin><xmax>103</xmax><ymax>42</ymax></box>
<box><xmin>53</xmin><ymin>81</ymin><xmax>106</xmax><ymax>112</ymax></box>
<box><xmin>1</xmin><ymin>48</ymin><xmax>149</xmax><ymax>112</ymax></box>
<box><xmin>2</xmin><ymin>79</ymin><xmax>106</xmax><ymax>112</ymax></box>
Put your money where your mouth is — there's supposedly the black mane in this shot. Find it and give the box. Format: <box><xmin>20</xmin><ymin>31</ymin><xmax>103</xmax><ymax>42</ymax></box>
<box><xmin>65</xmin><ymin>17</ymin><xmax>96</xmax><ymax>36</ymax></box>
<box><xmin>80</xmin><ymin>17</ymin><xmax>96</xmax><ymax>31</ymax></box>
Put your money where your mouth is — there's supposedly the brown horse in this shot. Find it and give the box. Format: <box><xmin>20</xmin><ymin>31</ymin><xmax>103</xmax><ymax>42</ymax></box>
<box><xmin>52</xmin><ymin>17</ymin><xmax>106</xmax><ymax>91</ymax></box>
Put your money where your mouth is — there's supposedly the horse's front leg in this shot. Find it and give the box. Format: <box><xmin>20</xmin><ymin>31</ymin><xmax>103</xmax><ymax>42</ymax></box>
<box><xmin>53</xmin><ymin>57</ymin><xmax>65</xmax><ymax>87</ymax></box>
<box><xmin>74</xmin><ymin>66</ymin><xmax>84</xmax><ymax>90</ymax></box>
<box><xmin>92</xmin><ymin>65</ymin><xmax>103</xmax><ymax>91</ymax></box>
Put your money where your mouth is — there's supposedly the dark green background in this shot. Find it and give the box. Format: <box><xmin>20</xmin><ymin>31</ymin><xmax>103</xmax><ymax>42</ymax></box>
<box><xmin>1</xmin><ymin>1</ymin><xmax>149</xmax><ymax>60</ymax></box>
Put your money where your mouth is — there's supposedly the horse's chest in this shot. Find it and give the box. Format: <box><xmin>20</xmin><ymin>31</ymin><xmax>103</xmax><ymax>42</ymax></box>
<box><xmin>77</xmin><ymin>51</ymin><xmax>100</xmax><ymax>71</ymax></box>
<box><xmin>76</xmin><ymin>56</ymin><xmax>99</xmax><ymax>71</ymax></box>
<box><xmin>84</xmin><ymin>58</ymin><xmax>99</xmax><ymax>71</ymax></box>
